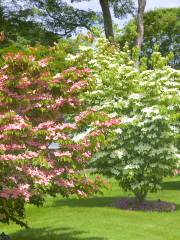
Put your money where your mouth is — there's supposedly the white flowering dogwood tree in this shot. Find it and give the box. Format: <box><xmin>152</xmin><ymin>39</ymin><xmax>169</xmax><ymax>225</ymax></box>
<box><xmin>67</xmin><ymin>38</ymin><xmax>180</xmax><ymax>202</ymax></box>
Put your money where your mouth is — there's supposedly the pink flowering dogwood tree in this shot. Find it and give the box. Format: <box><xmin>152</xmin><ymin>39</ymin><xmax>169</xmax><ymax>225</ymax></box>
<box><xmin>0</xmin><ymin>52</ymin><xmax>120</xmax><ymax>227</ymax></box>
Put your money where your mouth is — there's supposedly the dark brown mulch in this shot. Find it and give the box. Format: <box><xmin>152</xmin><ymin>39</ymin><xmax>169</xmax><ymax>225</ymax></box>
<box><xmin>115</xmin><ymin>197</ymin><xmax>176</xmax><ymax>212</ymax></box>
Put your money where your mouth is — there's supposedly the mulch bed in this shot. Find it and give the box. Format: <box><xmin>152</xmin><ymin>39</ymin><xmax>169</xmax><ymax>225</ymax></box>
<box><xmin>115</xmin><ymin>197</ymin><xmax>176</xmax><ymax>212</ymax></box>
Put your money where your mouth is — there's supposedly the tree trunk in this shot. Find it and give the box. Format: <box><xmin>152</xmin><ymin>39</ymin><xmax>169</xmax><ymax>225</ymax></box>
<box><xmin>136</xmin><ymin>0</ymin><xmax>146</xmax><ymax>50</ymax></box>
<box><xmin>135</xmin><ymin>190</ymin><xmax>147</xmax><ymax>204</ymax></box>
<box><xmin>99</xmin><ymin>0</ymin><xmax>114</xmax><ymax>41</ymax></box>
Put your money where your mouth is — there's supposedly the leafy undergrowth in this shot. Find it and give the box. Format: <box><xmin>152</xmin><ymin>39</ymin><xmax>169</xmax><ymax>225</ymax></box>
<box><xmin>0</xmin><ymin>176</ymin><xmax>180</xmax><ymax>240</ymax></box>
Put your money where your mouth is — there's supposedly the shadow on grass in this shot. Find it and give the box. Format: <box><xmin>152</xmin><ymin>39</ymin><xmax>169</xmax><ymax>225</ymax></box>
<box><xmin>10</xmin><ymin>227</ymin><xmax>107</xmax><ymax>240</ymax></box>
<box><xmin>53</xmin><ymin>191</ymin><xmax>180</xmax><ymax>212</ymax></box>
<box><xmin>52</xmin><ymin>196</ymin><xmax>122</xmax><ymax>208</ymax></box>
<box><xmin>162</xmin><ymin>181</ymin><xmax>180</xmax><ymax>191</ymax></box>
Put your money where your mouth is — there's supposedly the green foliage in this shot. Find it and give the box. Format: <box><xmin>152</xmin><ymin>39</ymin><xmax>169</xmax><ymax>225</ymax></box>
<box><xmin>73</xmin><ymin>0</ymin><xmax>136</xmax><ymax>18</ymax></box>
<box><xmin>118</xmin><ymin>8</ymin><xmax>180</xmax><ymax>69</ymax></box>
<box><xmin>0</xmin><ymin>38</ymin><xmax>78</xmax><ymax>71</ymax></box>
<box><xmin>1</xmin><ymin>0</ymin><xmax>99</xmax><ymax>38</ymax></box>
<box><xmin>67</xmin><ymin>38</ymin><xmax>180</xmax><ymax>202</ymax></box>
<box><xmin>0</xmin><ymin>4</ymin><xmax>59</xmax><ymax>46</ymax></box>
<box><xmin>109</xmin><ymin>0</ymin><xmax>135</xmax><ymax>18</ymax></box>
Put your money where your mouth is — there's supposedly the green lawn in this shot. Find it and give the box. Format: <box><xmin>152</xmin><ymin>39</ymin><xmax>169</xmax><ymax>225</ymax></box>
<box><xmin>1</xmin><ymin>176</ymin><xmax>180</xmax><ymax>240</ymax></box>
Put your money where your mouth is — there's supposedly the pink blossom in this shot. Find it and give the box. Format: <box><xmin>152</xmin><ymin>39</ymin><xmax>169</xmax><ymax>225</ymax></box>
<box><xmin>0</xmin><ymin>53</ymin><xmax>121</xmax><ymax>215</ymax></box>
<box><xmin>69</xmin><ymin>81</ymin><xmax>88</xmax><ymax>93</ymax></box>
<box><xmin>83</xmin><ymin>151</ymin><xmax>91</xmax><ymax>158</ymax></box>
<box><xmin>67</xmin><ymin>97</ymin><xmax>79</xmax><ymax>107</ymax></box>
<box><xmin>96</xmin><ymin>119</ymin><xmax>121</xmax><ymax>127</ymax></box>
<box><xmin>27</xmin><ymin>141</ymin><xmax>46</xmax><ymax>149</ymax></box>
<box><xmin>1</xmin><ymin>88</ymin><xmax>24</xmax><ymax>100</ymax></box>
<box><xmin>52</xmin><ymin>73</ymin><xmax>63</xmax><ymax>83</ymax></box>
<box><xmin>33</xmin><ymin>103</ymin><xmax>43</xmax><ymax>108</ymax></box>
<box><xmin>0</xmin><ymin>134</ymin><xmax>5</xmax><ymax>139</ymax></box>
<box><xmin>0</xmin><ymin>122</ymin><xmax>28</xmax><ymax>131</ymax></box>
<box><xmin>28</xmin><ymin>55</ymin><xmax>35</xmax><ymax>62</ymax></box>
<box><xmin>83</xmin><ymin>68</ymin><xmax>92</xmax><ymax>73</ymax></box>
<box><xmin>63</xmin><ymin>67</ymin><xmax>77</xmax><ymax>74</ymax></box>
<box><xmin>0</xmin><ymin>151</ymin><xmax>38</xmax><ymax>161</ymax></box>
<box><xmin>1</xmin><ymin>64</ymin><xmax>8</xmax><ymax>70</ymax></box>
<box><xmin>38</xmin><ymin>57</ymin><xmax>52</xmax><ymax>68</ymax></box>
<box><xmin>14</xmin><ymin>53</ymin><xmax>24</xmax><ymax>60</ymax></box>
<box><xmin>65</xmin><ymin>144</ymin><xmax>83</xmax><ymax>152</ymax></box>
<box><xmin>47</xmin><ymin>132</ymin><xmax>69</xmax><ymax>141</ymax></box>
<box><xmin>54</xmin><ymin>151</ymin><xmax>71</xmax><ymax>158</ymax></box>
<box><xmin>95</xmin><ymin>142</ymin><xmax>101</xmax><ymax>150</ymax></box>
<box><xmin>55</xmin><ymin>179</ymin><xmax>74</xmax><ymax>188</ymax></box>
<box><xmin>0</xmin><ymin>144</ymin><xmax>25</xmax><ymax>151</ymax></box>
<box><xmin>77</xmin><ymin>190</ymin><xmax>87</xmax><ymax>197</ymax></box>
<box><xmin>90</xmin><ymin>129</ymin><xmax>103</xmax><ymax>136</ymax></box>
<box><xmin>75</xmin><ymin>109</ymin><xmax>97</xmax><ymax>123</ymax></box>
<box><xmin>54</xmin><ymin>123</ymin><xmax>76</xmax><ymax>131</ymax></box>
<box><xmin>0</xmin><ymin>184</ymin><xmax>30</xmax><ymax>201</ymax></box>
<box><xmin>29</xmin><ymin>93</ymin><xmax>52</xmax><ymax>101</ymax></box>
<box><xmin>0</xmin><ymin>74</ymin><xmax>8</xmax><ymax>81</ymax></box>
<box><xmin>81</xmin><ymin>138</ymin><xmax>90</xmax><ymax>147</ymax></box>
<box><xmin>51</xmin><ymin>97</ymin><xmax>65</xmax><ymax>109</ymax></box>
<box><xmin>35</xmin><ymin>121</ymin><xmax>55</xmax><ymax>130</ymax></box>
<box><xmin>17</xmin><ymin>77</ymin><xmax>31</xmax><ymax>89</ymax></box>
<box><xmin>0</xmin><ymin>75</ymin><xmax>8</xmax><ymax>89</ymax></box>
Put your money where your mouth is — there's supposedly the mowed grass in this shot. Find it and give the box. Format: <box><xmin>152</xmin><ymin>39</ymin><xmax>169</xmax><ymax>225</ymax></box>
<box><xmin>0</xmin><ymin>176</ymin><xmax>180</xmax><ymax>240</ymax></box>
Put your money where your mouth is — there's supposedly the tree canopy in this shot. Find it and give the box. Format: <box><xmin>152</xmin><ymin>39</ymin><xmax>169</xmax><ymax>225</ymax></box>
<box><xmin>118</xmin><ymin>8</ymin><xmax>180</xmax><ymax>68</ymax></box>
<box><xmin>0</xmin><ymin>0</ymin><xmax>98</xmax><ymax>39</ymax></box>
<box><xmin>0</xmin><ymin>0</ymin><xmax>136</xmax><ymax>41</ymax></box>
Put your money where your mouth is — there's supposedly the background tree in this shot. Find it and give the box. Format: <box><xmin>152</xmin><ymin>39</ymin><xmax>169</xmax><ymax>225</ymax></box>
<box><xmin>1</xmin><ymin>0</ymin><xmax>135</xmax><ymax>41</ymax></box>
<box><xmin>72</xmin><ymin>0</ymin><xmax>135</xmax><ymax>39</ymax></box>
<box><xmin>0</xmin><ymin>11</ymin><xmax>59</xmax><ymax>47</ymax></box>
<box><xmin>118</xmin><ymin>8</ymin><xmax>180</xmax><ymax>69</ymax></box>
<box><xmin>0</xmin><ymin>0</ymin><xmax>98</xmax><ymax>38</ymax></box>
<box><xmin>136</xmin><ymin>0</ymin><xmax>146</xmax><ymax>50</ymax></box>
<box><xmin>99</xmin><ymin>0</ymin><xmax>114</xmax><ymax>40</ymax></box>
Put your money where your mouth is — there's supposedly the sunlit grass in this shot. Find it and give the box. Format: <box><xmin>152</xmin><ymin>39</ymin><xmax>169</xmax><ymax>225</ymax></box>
<box><xmin>1</xmin><ymin>176</ymin><xmax>180</xmax><ymax>240</ymax></box>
